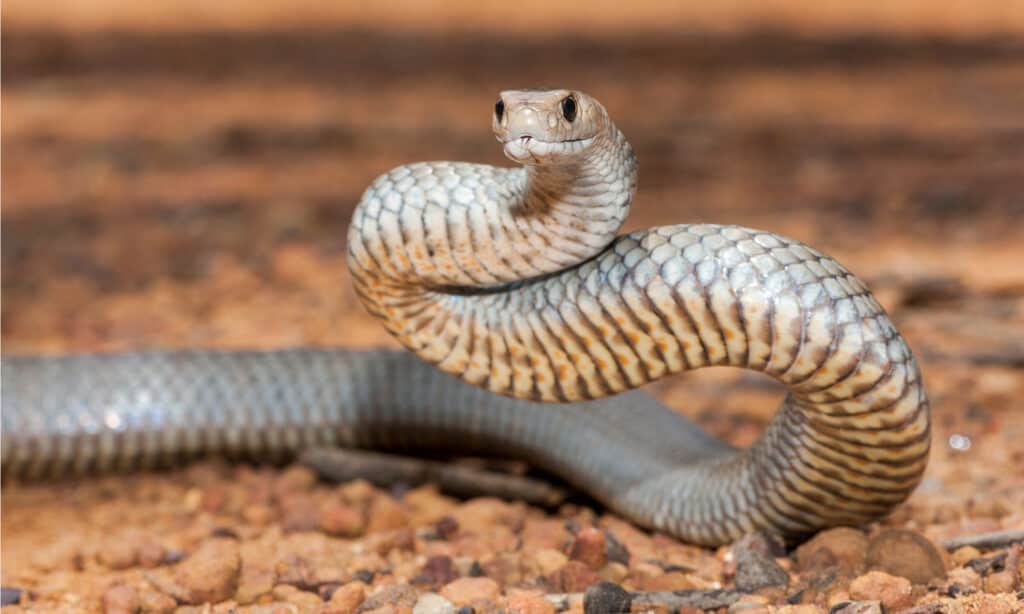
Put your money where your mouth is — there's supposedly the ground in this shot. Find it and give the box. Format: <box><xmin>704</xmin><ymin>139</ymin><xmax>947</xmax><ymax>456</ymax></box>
<box><xmin>2</xmin><ymin>3</ymin><xmax>1023</xmax><ymax>612</ymax></box>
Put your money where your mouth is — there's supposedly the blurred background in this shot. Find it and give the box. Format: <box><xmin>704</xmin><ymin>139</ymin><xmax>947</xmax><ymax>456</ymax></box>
<box><xmin>3</xmin><ymin>1</ymin><xmax>1023</xmax><ymax>437</ymax></box>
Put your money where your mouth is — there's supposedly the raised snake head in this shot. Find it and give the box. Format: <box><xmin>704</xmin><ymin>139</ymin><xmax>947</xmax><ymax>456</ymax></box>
<box><xmin>492</xmin><ymin>89</ymin><xmax>610</xmax><ymax>165</ymax></box>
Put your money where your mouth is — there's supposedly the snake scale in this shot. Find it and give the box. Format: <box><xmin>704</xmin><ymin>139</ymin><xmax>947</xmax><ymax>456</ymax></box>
<box><xmin>2</xmin><ymin>89</ymin><xmax>930</xmax><ymax>546</ymax></box>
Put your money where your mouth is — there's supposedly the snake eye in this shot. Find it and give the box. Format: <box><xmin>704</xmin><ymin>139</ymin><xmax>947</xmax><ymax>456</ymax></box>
<box><xmin>495</xmin><ymin>98</ymin><xmax>505</xmax><ymax>121</ymax></box>
<box><xmin>561</xmin><ymin>96</ymin><xmax>577</xmax><ymax>122</ymax></box>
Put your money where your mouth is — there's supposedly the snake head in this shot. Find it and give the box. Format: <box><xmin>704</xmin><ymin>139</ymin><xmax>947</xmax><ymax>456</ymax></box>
<box><xmin>493</xmin><ymin>89</ymin><xmax>607</xmax><ymax>165</ymax></box>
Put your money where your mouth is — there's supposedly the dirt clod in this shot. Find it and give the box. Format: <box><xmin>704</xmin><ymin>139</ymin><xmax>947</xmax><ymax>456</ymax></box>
<box><xmin>173</xmin><ymin>538</ymin><xmax>242</xmax><ymax>604</ymax></box>
<box><xmin>848</xmin><ymin>571</ymin><xmax>913</xmax><ymax>611</ymax></box>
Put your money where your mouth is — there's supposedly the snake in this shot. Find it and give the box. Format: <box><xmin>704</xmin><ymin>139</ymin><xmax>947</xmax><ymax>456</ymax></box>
<box><xmin>1</xmin><ymin>89</ymin><xmax>931</xmax><ymax>546</ymax></box>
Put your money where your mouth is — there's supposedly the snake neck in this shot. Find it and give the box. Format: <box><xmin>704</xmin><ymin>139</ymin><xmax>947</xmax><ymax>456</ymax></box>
<box><xmin>347</xmin><ymin>123</ymin><xmax>637</xmax><ymax>333</ymax></box>
<box><xmin>517</xmin><ymin>126</ymin><xmax>637</xmax><ymax>227</ymax></box>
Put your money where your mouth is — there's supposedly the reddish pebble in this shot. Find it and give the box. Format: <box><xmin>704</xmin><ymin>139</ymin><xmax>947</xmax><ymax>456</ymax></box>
<box><xmin>318</xmin><ymin>501</ymin><xmax>365</xmax><ymax>537</ymax></box>
<box><xmin>547</xmin><ymin>561</ymin><xmax>599</xmax><ymax>593</ymax></box>
<box><xmin>568</xmin><ymin>527</ymin><xmax>607</xmax><ymax>570</ymax></box>
<box><xmin>422</xmin><ymin>555</ymin><xmax>456</xmax><ymax>586</ymax></box>
<box><xmin>137</xmin><ymin>542</ymin><xmax>167</xmax><ymax>569</ymax></box>
<box><xmin>102</xmin><ymin>584</ymin><xmax>140</xmax><ymax>614</ymax></box>
<box><xmin>173</xmin><ymin>538</ymin><xmax>241</xmax><ymax>604</ymax></box>
<box><xmin>279</xmin><ymin>493</ymin><xmax>319</xmax><ymax>532</ymax></box>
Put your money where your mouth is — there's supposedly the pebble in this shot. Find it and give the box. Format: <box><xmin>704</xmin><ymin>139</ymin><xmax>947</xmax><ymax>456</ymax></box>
<box><xmin>452</xmin><ymin>498</ymin><xmax>521</xmax><ymax>534</ymax></box>
<box><xmin>359</xmin><ymin>583</ymin><xmax>419</xmax><ymax>611</ymax></box>
<box><xmin>521</xmin><ymin>519</ymin><xmax>571</xmax><ymax>552</ymax></box>
<box><xmin>947</xmin><ymin>566</ymin><xmax>982</xmax><ymax>590</ymax></box>
<box><xmin>568</xmin><ymin>527</ymin><xmax>607</xmax><ymax>570</ymax></box>
<box><xmin>794</xmin><ymin>528</ymin><xmax>868</xmax><ymax>575</ymax></box>
<box><xmin>137</xmin><ymin>589</ymin><xmax>176</xmax><ymax>614</ymax></box>
<box><xmin>137</xmin><ymin>542</ymin><xmax>167</xmax><ymax>568</ymax></box>
<box><xmin>272</xmin><ymin>584</ymin><xmax>323</xmax><ymax>610</ymax></box>
<box><xmin>98</xmin><ymin>536</ymin><xmax>139</xmax><ymax>570</ymax></box>
<box><xmin>951</xmin><ymin>546</ymin><xmax>982</xmax><ymax>567</ymax></box>
<box><xmin>172</xmin><ymin>537</ymin><xmax>242</xmax><ymax>604</ymax></box>
<box><xmin>733</xmin><ymin>536</ymin><xmax>789</xmax><ymax>592</ymax></box>
<box><xmin>864</xmin><ymin>529</ymin><xmax>946</xmax><ymax>584</ymax></box>
<box><xmin>960</xmin><ymin>593</ymin><xmax>1019</xmax><ymax>614</ymax></box>
<box><xmin>242</xmin><ymin>503</ymin><xmax>275</xmax><ymax>527</ymax></box>
<box><xmin>728</xmin><ymin>596</ymin><xmax>771</xmax><ymax>614</ymax></box>
<box><xmin>639</xmin><ymin>571</ymin><xmax>698</xmax><ymax>591</ymax></box>
<box><xmin>848</xmin><ymin>571</ymin><xmax>913</xmax><ymax>611</ymax></box>
<box><xmin>422</xmin><ymin>555</ymin><xmax>457</xmax><ymax>586</ymax></box>
<box><xmin>547</xmin><ymin>560</ymin><xmax>599</xmax><ymax>593</ymax></box>
<box><xmin>597</xmin><ymin>562</ymin><xmax>629</xmax><ymax>584</ymax></box>
<box><xmin>280</xmin><ymin>493</ymin><xmax>320</xmax><ymax>532</ymax></box>
<box><xmin>531</xmin><ymin>548</ymin><xmax>569</xmax><ymax>576</ymax></box>
<box><xmin>413</xmin><ymin>592</ymin><xmax>457</xmax><ymax>614</ymax></box>
<box><xmin>604</xmin><ymin>530</ymin><xmax>631</xmax><ymax>566</ymax></box>
<box><xmin>583</xmin><ymin>581</ymin><xmax>632</xmax><ymax>614</ymax></box>
<box><xmin>274</xmin><ymin>464</ymin><xmax>318</xmax><ymax>496</ymax></box>
<box><xmin>329</xmin><ymin>581</ymin><xmax>368</xmax><ymax>613</ymax></box>
<box><xmin>982</xmin><ymin>570</ymin><xmax>1015</xmax><ymax>594</ymax></box>
<box><xmin>772</xmin><ymin>606</ymin><xmax>824</xmax><ymax>614</ymax></box>
<box><xmin>102</xmin><ymin>584</ymin><xmax>140</xmax><ymax>614</ymax></box>
<box><xmin>440</xmin><ymin>577</ymin><xmax>501</xmax><ymax>606</ymax></box>
<box><xmin>319</xmin><ymin>501</ymin><xmax>366</xmax><ymax>537</ymax></box>
<box><xmin>827</xmin><ymin>601</ymin><xmax>882</xmax><ymax>614</ymax></box>
<box><xmin>504</xmin><ymin>589</ymin><xmax>556</xmax><ymax>614</ymax></box>
<box><xmin>366</xmin><ymin>495</ymin><xmax>409</xmax><ymax>533</ymax></box>
<box><xmin>481</xmin><ymin>553</ymin><xmax>521</xmax><ymax>586</ymax></box>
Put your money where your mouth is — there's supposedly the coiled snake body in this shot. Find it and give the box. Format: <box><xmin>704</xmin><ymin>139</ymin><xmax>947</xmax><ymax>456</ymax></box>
<box><xmin>2</xmin><ymin>89</ymin><xmax>930</xmax><ymax>546</ymax></box>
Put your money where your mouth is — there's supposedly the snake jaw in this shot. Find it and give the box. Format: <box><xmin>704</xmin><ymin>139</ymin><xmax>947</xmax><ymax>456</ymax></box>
<box><xmin>502</xmin><ymin>134</ymin><xmax>597</xmax><ymax>164</ymax></box>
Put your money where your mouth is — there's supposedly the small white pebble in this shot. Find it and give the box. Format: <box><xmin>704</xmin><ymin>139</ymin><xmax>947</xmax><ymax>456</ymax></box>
<box><xmin>948</xmin><ymin>433</ymin><xmax>971</xmax><ymax>451</ymax></box>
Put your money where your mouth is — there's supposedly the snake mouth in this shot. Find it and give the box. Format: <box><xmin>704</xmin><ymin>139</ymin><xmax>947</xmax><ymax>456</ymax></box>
<box><xmin>502</xmin><ymin>135</ymin><xmax>596</xmax><ymax>162</ymax></box>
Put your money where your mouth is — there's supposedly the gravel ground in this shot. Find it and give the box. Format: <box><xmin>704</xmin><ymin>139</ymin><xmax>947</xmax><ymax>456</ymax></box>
<box><xmin>3</xmin><ymin>5</ymin><xmax>1023</xmax><ymax>612</ymax></box>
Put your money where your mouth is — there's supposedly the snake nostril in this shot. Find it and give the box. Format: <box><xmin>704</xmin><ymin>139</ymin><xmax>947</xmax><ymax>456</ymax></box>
<box><xmin>495</xmin><ymin>98</ymin><xmax>505</xmax><ymax>121</ymax></box>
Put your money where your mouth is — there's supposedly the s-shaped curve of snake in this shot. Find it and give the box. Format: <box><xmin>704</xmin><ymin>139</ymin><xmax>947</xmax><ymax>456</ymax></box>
<box><xmin>2</xmin><ymin>89</ymin><xmax>930</xmax><ymax>546</ymax></box>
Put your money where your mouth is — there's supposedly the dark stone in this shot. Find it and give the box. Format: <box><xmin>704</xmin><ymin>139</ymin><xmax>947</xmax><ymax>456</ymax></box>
<box><xmin>435</xmin><ymin>516</ymin><xmax>459</xmax><ymax>539</ymax></box>
<box><xmin>603</xmin><ymin>529</ymin><xmax>631</xmax><ymax>566</ymax></box>
<box><xmin>1</xmin><ymin>588</ymin><xmax>23</xmax><ymax>607</ymax></box>
<box><xmin>731</xmin><ymin>533</ymin><xmax>789</xmax><ymax>594</ymax></box>
<box><xmin>829</xmin><ymin>601</ymin><xmax>884</xmax><ymax>614</ymax></box>
<box><xmin>964</xmin><ymin>552</ymin><xmax>1007</xmax><ymax>575</ymax></box>
<box><xmin>422</xmin><ymin>555</ymin><xmax>455</xmax><ymax>585</ymax></box>
<box><xmin>457</xmin><ymin>607</ymin><xmax>475</xmax><ymax>614</ymax></box>
<box><xmin>210</xmin><ymin>527</ymin><xmax>239</xmax><ymax>539</ymax></box>
<box><xmin>319</xmin><ymin>583</ymin><xmax>342</xmax><ymax>601</ymax></box>
<box><xmin>583</xmin><ymin>581</ymin><xmax>632</xmax><ymax>614</ymax></box>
